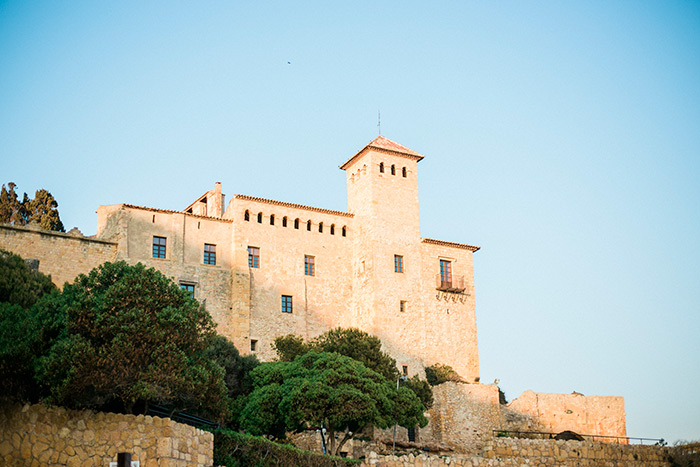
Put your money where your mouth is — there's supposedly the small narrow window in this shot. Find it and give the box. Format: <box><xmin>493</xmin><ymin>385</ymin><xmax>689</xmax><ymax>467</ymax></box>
<box><xmin>330</xmin><ymin>224</ymin><xmax>335</xmax><ymax>235</ymax></box>
<box><xmin>394</xmin><ymin>255</ymin><xmax>403</xmax><ymax>273</ymax></box>
<box><xmin>204</xmin><ymin>243</ymin><xmax>216</xmax><ymax>265</ymax></box>
<box><xmin>270</xmin><ymin>214</ymin><xmax>275</xmax><ymax>225</ymax></box>
<box><xmin>319</xmin><ymin>222</ymin><xmax>323</xmax><ymax>233</ymax></box>
<box><xmin>250</xmin><ymin>339</ymin><xmax>257</xmax><ymax>352</ymax></box>
<box><xmin>152</xmin><ymin>215</ymin><xmax>155</xmax><ymax>223</ymax></box>
<box><xmin>305</xmin><ymin>255</ymin><xmax>315</xmax><ymax>276</ymax></box>
<box><xmin>281</xmin><ymin>295</ymin><xmax>293</xmax><ymax>313</ymax></box>
<box><xmin>244</xmin><ymin>210</ymin><xmax>250</xmax><ymax>221</ymax></box>
<box><xmin>282</xmin><ymin>216</ymin><xmax>288</xmax><ymax>227</ymax></box>
<box><xmin>400</xmin><ymin>300</ymin><xmax>407</xmax><ymax>312</ymax></box>
<box><xmin>152</xmin><ymin>236</ymin><xmax>166</xmax><ymax>259</ymax></box>
<box><xmin>180</xmin><ymin>283</ymin><xmax>195</xmax><ymax>298</ymax></box>
<box><xmin>391</xmin><ymin>164</ymin><xmax>396</xmax><ymax>175</ymax></box>
<box><xmin>248</xmin><ymin>246</ymin><xmax>260</xmax><ymax>268</ymax></box>
<box><xmin>342</xmin><ymin>226</ymin><xmax>347</xmax><ymax>237</ymax></box>
<box><xmin>379</xmin><ymin>162</ymin><xmax>384</xmax><ymax>173</ymax></box>
<box><xmin>402</xmin><ymin>365</ymin><xmax>408</xmax><ymax>376</ymax></box>
<box><xmin>197</xmin><ymin>221</ymin><xmax>200</xmax><ymax>229</ymax></box>
<box><xmin>307</xmin><ymin>220</ymin><xmax>311</xmax><ymax>231</ymax></box>
<box><xmin>408</xmin><ymin>427</ymin><xmax>416</xmax><ymax>442</ymax></box>
<box><xmin>294</xmin><ymin>218</ymin><xmax>300</xmax><ymax>229</ymax></box>
<box><xmin>257</xmin><ymin>212</ymin><xmax>262</xmax><ymax>223</ymax></box>
<box><xmin>402</xmin><ymin>167</ymin><xmax>407</xmax><ymax>177</ymax></box>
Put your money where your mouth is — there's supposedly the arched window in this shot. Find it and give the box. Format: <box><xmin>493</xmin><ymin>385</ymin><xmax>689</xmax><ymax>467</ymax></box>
<box><xmin>379</xmin><ymin>162</ymin><xmax>384</xmax><ymax>173</ymax></box>
<box><xmin>319</xmin><ymin>222</ymin><xmax>324</xmax><ymax>233</ymax></box>
<box><xmin>282</xmin><ymin>216</ymin><xmax>287</xmax><ymax>227</ymax></box>
<box><xmin>391</xmin><ymin>164</ymin><xmax>396</xmax><ymax>175</ymax></box>
<box><xmin>402</xmin><ymin>167</ymin><xmax>407</xmax><ymax>177</ymax></box>
<box><xmin>244</xmin><ymin>210</ymin><xmax>250</xmax><ymax>221</ymax></box>
<box><xmin>342</xmin><ymin>226</ymin><xmax>347</xmax><ymax>237</ymax></box>
<box><xmin>294</xmin><ymin>218</ymin><xmax>300</xmax><ymax>229</ymax></box>
<box><xmin>257</xmin><ymin>212</ymin><xmax>263</xmax><ymax>223</ymax></box>
<box><xmin>307</xmin><ymin>220</ymin><xmax>312</xmax><ymax>231</ymax></box>
<box><xmin>330</xmin><ymin>224</ymin><xmax>335</xmax><ymax>235</ymax></box>
<box><xmin>270</xmin><ymin>214</ymin><xmax>275</xmax><ymax>225</ymax></box>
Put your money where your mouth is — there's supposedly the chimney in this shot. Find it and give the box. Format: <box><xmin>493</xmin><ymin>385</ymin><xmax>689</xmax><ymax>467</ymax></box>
<box><xmin>212</xmin><ymin>182</ymin><xmax>224</xmax><ymax>218</ymax></box>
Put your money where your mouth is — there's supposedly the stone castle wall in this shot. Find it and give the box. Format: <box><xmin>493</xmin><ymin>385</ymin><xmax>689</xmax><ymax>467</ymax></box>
<box><xmin>0</xmin><ymin>403</ymin><xmax>213</xmax><ymax>467</ymax></box>
<box><xmin>96</xmin><ymin>204</ymin><xmax>249</xmax><ymax>352</ymax></box>
<box><xmin>360</xmin><ymin>438</ymin><xmax>671</xmax><ymax>467</ymax></box>
<box><xmin>419</xmin><ymin>383</ymin><xmax>541</xmax><ymax>451</ymax></box>
<box><xmin>507</xmin><ymin>390</ymin><xmax>627</xmax><ymax>439</ymax></box>
<box><xmin>226</xmin><ymin>196</ymin><xmax>354</xmax><ymax>361</ymax></box>
<box><xmin>0</xmin><ymin>224</ymin><xmax>117</xmax><ymax>288</ymax></box>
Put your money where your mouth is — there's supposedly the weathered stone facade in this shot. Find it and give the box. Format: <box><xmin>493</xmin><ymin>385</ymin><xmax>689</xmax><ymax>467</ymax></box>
<box><xmin>507</xmin><ymin>390</ymin><xmax>627</xmax><ymax>440</ymax></box>
<box><xmin>0</xmin><ymin>224</ymin><xmax>117</xmax><ymax>287</ymax></box>
<box><xmin>0</xmin><ymin>403</ymin><xmax>213</xmax><ymax>467</ymax></box>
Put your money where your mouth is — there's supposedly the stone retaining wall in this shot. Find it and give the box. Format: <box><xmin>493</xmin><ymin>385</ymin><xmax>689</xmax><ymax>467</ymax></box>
<box><xmin>360</xmin><ymin>438</ymin><xmax>671</xmax><ymax>466</ymax></box>
<box><xmin>0</xmin><ymin>403</ymin><xmax>213</xmax><ymax>467</ymax></box>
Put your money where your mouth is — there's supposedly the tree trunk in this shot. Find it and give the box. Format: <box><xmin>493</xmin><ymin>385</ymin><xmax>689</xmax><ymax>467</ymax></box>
<box><xmin>334</xmin><ymin>430</ymin><xmax>354</xmax><ymax>457</ymax></box>
<box><xmin>328</xmin><ymin>429</ymin><xmax>337</xmax><ymax>456</ymax></box>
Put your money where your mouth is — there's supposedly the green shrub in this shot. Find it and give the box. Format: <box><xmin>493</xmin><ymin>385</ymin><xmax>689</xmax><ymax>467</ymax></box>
<box><xmin>214</xmin><ymin>429</ymin><xmax>360</xmax><ymax>467</ymax></box>
<box><xmin>425</xmin><ymin>363</ymin><xmax>462</xmax><ymax>386</ymax></box>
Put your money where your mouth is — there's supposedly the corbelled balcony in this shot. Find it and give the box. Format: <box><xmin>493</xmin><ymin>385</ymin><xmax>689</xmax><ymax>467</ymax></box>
<box><xmin>435</xmin><ymin>274</ymin><xmax>467</xmax><ymax>293</ymax></box>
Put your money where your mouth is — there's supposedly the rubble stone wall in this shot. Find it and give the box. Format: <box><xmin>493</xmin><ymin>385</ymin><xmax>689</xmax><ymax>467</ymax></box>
<box><xmin>360</xmin><ymin>438</ymin><xmax>671</xmax><ymax>466</ymax></box>
<box><xmin>0</xmin><ymin>403</ymin><xmax>213</xmax><ymax>467</ymax></box>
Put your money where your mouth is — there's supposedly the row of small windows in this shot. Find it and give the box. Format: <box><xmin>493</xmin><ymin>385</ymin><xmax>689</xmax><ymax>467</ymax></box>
<box><xmin>154</xmin><ymin>237</ymin><xmax>452</xmax><ymax>286</ymax></box>
<box><xmin>153</xmin><ymin>236</ymin><xmax>217</xmax><ymax>266</ymax></box>
<box><xmin>379</xmin><ymin>162</ymin><xmax>407</xmax><ymax>177</ymax></box>
<box><xmin>244</xmin><ymin>210</ymin><xmax>347</xmax><ymax>237</ymax></box>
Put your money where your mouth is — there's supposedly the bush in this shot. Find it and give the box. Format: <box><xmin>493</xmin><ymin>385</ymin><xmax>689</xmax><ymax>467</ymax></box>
<box><xmin>0</xmin><ymin>249</ymin><xmax>56</xmax><ymax>308</ymax></box>
<box><xmin>214</xmin><ymin>429</ymin><xmax>360</xmax><ymax>467</ymax></box>
<box><xmin>425</xmin><ymin>363</ymin><xmax>463</xmax><ymax>386</ymax></box>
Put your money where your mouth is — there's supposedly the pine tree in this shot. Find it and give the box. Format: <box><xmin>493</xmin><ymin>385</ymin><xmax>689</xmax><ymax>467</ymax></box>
<box><xmin>27</xmin><ymin>189</ymin><xmax>64</xmax><ymax>232</ymax></box>
<box><xmin>0</xmin><ymin>183</ymin><xmax>64</xmax><ymax>232</ymax></box>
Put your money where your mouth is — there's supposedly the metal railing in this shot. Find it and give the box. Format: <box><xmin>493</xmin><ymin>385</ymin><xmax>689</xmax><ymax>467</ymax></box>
<box><xmin>492</xmin><ymin>430</ymin><xmax>665</xmax><ymax>445</ymax></box>
<box><xmin>435</xmin><ymin>274</ymin><xmax>466</xmax><ymax>293</ymax></box>
<box><xmin>147</xmin><ymin>404</ymin><xmax>219</xmax><ymax>430</ymax></box>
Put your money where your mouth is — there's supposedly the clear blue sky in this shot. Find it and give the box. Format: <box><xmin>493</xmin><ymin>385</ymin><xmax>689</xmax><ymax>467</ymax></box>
<box><xmin>1</xmin><ymin>1</ymin><xmax>698</xmax><ymax>443</ymax></box>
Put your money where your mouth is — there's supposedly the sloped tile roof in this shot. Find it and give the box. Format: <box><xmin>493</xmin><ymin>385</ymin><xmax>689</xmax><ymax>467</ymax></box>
<box><xmin>422</xmin><ymin>237</ymin><xmax>480</xmax><ymax>252</ymax></box>
<box><xmin>340</xmin><ymin>136</ymin><xmax>425</xmax><ymax>170</ymax></box>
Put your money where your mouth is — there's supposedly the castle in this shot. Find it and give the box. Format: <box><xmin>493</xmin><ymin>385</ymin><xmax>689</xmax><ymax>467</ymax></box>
<box><xmin>0</xmin><ymin>136</ymin><xmax>627</xmax><ymax>445</ymax></box>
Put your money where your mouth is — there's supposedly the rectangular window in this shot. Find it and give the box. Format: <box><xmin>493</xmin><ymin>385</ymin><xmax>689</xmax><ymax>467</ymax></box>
<box><xmin>304</xmin><ymin>255</ymin><xmax>315</xmax><ymax>276</ymax></box>
<box><xmin>152</xmin><ymin>236</ymin><xmax>166</xmax><ymax>258</ymax></box>
<box><xmin>400</xmin><ymin>300</ymin><xmax>407</xmax><ymax>312</ymax></box>
<box><xmin>281</xmin><ymin>295</ymin><xmax>293</xmax><ymax>313</ymax></box>
<box><xmin>250</xmin><ymin>339</ymin><xmax>257</xmax><ymax>352</ymax></box>
<box><xmin>204</xmin><ymin>243</ymin><xmax>216</xmax><ymax>265</ymax></box>
<box><xmin>180</xmin><ymin>283</ymin><xmax>195</xmax><ymax>297</ymax></box>
<box><xmin>394</xmin><ymin>255</ymin><xmax>403</xmax><ymax>273</ymax></box>
<box><xmin>402</xmin><ymin>365</ymin><xmax>408</xmax><ymax>376</ymax></box>
<box><xmin>440</xmin><ymin>259</ymin><xmax>452</xmax><ymax>287</ymax></box>
<box><xmin>248</xmin><ymin>247</ymin><xmax>260</xmax><ymax>268</ymax></box>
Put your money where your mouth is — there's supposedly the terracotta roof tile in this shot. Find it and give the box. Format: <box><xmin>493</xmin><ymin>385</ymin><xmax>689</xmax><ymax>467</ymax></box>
<box><xmin>233</xmin><ymin>195</ymin><xmax>353</xmax><ymax>218</ymax></box>
<box><xmin>121</xmin><ymin>204</ymin><xmax>233</xmax><ymax>222</ymax></box>
<box><xmin>422</xmin><ymin>237</ymin><xmax>480</xmax><ymax>252</ymax></box>
<box><xmin>340</xmin><ymin>136</ymin><xmax>425</xmax><ymax>170</ymax></box>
